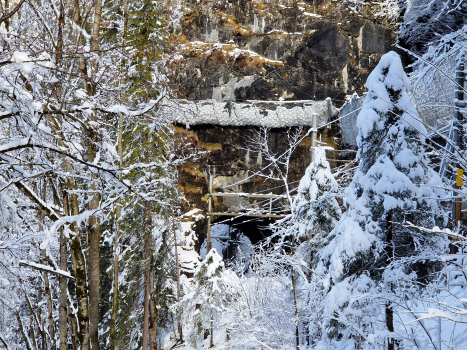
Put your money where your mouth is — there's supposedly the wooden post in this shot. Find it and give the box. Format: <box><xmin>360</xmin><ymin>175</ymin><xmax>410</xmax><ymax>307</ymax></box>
<box><xmin>311</xmin><ymin>113</ymin><xmax>317</xmax><ymax>162</ymax></box>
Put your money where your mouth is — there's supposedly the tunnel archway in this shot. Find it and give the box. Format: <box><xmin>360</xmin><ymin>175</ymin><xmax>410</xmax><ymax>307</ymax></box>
<box><xmin>200</xmin><ymin>216</ymin><xmax>275</xmax><ymax>267</ymax></box>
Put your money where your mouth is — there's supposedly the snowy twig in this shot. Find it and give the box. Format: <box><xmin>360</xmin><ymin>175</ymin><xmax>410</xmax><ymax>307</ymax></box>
<box><xmin>19</xmin><ymin>260</ymin><xmax>74</xmax><ymax>280</ymax></box>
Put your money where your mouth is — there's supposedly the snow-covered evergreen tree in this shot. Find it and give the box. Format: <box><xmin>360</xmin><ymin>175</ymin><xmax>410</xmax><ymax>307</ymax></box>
<box><xmin>292</xmin><ymin>146</ymin><xmax>341</xmax><ymax>244</ymax></box>
<box><xmin>313</xmin><ymin>51</ymin><xmax>449</xmax><ymax>348</ymax></box>
<box><xmin>180</xmin><ymin>248</ymin><xmax>228</xmax><ymax>348</ymax></box>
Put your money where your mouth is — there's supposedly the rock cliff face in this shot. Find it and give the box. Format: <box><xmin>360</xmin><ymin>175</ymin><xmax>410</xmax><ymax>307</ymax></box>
<box><xmin>163</xmin><ymin>0</ymin><xmax>398</xmax><ymax>240</ymax></box>
<box><xmin>163</xmin><ymin>0</ymin><xmax>398</xmax><ymax>105</ymax></box>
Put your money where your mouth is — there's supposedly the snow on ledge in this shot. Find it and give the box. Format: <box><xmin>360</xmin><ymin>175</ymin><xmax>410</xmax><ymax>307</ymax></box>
<box><xmin>164</xmin><ymin>99</ymin><xmax>338</xmax><ymax>128</ymax></box>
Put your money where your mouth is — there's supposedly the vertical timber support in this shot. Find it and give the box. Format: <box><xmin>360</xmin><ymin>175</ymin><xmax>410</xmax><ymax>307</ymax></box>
<box><xmin>311</xmin><ymin>113</ymin><xmax>317</xmax><ymax>162</ymax></box>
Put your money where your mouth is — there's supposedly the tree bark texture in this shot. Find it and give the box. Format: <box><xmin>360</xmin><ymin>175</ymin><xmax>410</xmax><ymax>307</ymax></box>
<box><xmin>149</xmin><ymin>255</ymin><xmax>158</xmax><ymax>350</ymax></box>
<box><xmin>109</xmin><ymin>110</ymin><xmax>124</xmax><ymax>350</ymax></box>
<box><xmin>142</xmin><ymin>220</ymin><xmax>151</xmax><ymax>350</ymax></box>
<box><xmin>64</xmin><ymin>181</ymin><xmax>90</xmax><ymax>350</ymax></box>
<box><xmin>59</xmin><ymin>229</ymin><xmax>68</xmax><ymax>350</ymax></box>
<box><xmin>87</xmin><ymin>1</ymin><xmax>102</xmax><ymax>344</ymax></box>
<box><xmin>42</xmin><ymin>251</ymin><xmax>55</xmax><ymax>345</ymax></box>
<box><xmin>385</xmin><ymin>212</ymin><xmax>395</xmax><ymax>350</ymax></box>
<box><xmin>16</xmin><ymin>311</ymin><xmax>33</xmax><ymax>350</ymax></box>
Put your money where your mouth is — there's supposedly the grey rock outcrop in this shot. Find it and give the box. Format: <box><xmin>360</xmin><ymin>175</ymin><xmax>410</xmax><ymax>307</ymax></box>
<box><xmin>163</xmin><ymin>0</ymin><xmax>398</xmax><ymax>106</ymax></box>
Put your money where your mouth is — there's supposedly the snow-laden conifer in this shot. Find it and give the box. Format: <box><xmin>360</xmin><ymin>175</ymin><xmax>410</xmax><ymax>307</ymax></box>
<box><xmin>313</xmin><ymin>51</ymin><xmax>448</xmax><ymax>348</ymax></box>
<box><xmin>292</xmin><ymin>146</ymin><xmax>341</xmax><ymax>243</ymax></box>
<box><xmin>180</xmin><ymin>248</ymin><xmax>229</xmax><ymax>348</ymax></box>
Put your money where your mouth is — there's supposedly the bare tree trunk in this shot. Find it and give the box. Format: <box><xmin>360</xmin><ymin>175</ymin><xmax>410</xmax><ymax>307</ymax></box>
<box><xmin>88</xmin><ymin>1</ymin><xmax>103</xmax><ymax>347</ymax></box>
<box><xmin>172</xmin><ymin>212</ymin><xmax>183</xmax><ymax>341</ymax></box>
<box><xmin>385</xmin><ymin>212</ymin><xmax>395</xmax><ymax>350</ymax></box>
<box><xmin>149</xmin><ymin>257</ymin><xmax>158</xmax><ymax>350</ymax></box>
<box><xmin>55</xmin><ymin>5</ymin><xmax>69</xmax><ymax>349</ymax></box>
<box><xmin>109</xmin><ymin>0</ymin><xmax>128</xmax><ymax>341</ymax></box>
<box><xmin>88</xmin><ymin>198</ymin><xmax>100</xmax><ymax>350</ymax></box>
<box><xmin>42</xmin><ymin>250</ymin><xmax>55</xmax><ymax>345</ymax></box>
<box><xmin>68</xmin><ymin>300</ymin><xmax>79</xmax><ymax>350</ymax></box>
<box><xmin>37</xmin><ymin>180</ymin><xmax>55</xmax><ymax>348</ymax></box>
<box><xmin>142</xmin><ymin>119</ymin><xmax>153</xmax><ymax>350</ymax></box>
<box><xmin>4</xmin><ymin>0</ymin><xmax>8</xmax><ymax>30</ymax></box>
<box><xmin>91</xmin><ymin>0</ymin><xmax>101</xmax><ymax>52</ymax></box>
<box><xmin>16</xmin><ymin>311</ymin><xmax>33</xmax><ymax>350</ymax></box>
<box><xmin>142</xmin><ymin>218</ymin><xmax>151</xmax><ymax>350</ymax></box>
<box><xmin>25</xmin><ymin>295</ymin><xmax>38</xmax><ymax>350</ymax></box>
<box><xmin>386</xmin><ymin>305</ymin><xmax>395</xmax><ymax>350</ymax></box>
<box><xmin>109</xmin><ymin>122</ymin><xmax>123</xmax><ymax>350</ymax></box>
<box><xmin>290</xmin><ymin>238</ymin><xmax>300</xmax><ymax>350</ymax></box>
<box><xmin>59</xmin><ymin>228</ymin><xmax>68</xmax><ymax>350</ymax></box>
<box><xmin>64</xmin><ymin>181</ymin><xmax>90</xmax><ymax>350</ymax></box>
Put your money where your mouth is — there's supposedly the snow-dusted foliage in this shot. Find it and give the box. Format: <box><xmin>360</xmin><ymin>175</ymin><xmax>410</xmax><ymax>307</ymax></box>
<box><xmin>179</xmin><ymin>248</ymin><xmax>229</xmax><ymax>348</ymax></box>
<box><xmin>313</xmin><ymin>51</ymin><xmax>449</xmax><ymax>348</ymax></box>
<box><xmin>0</xmin><ymin>0</ymin><xmax>182</xmax><ymax>347</ymax></box>
<box><xmin>218</xmin><ymin>248</ymin><xmax>310</xmax><ymax>350</ymax></box>
<box><xmin>399</xmin><ymin>0</ymin><xmax>467</xmax><ymax>53</ymax></box>
<box><xmin>292</xmin><ymin>147</ymin><xmax>341</xmax><ymax>242</ymax></box>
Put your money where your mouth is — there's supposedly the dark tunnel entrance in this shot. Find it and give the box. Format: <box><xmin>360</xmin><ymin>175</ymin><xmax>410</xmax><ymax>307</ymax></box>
<box><xmin>200</xmin><ymin>216</ymin><xmax>274</xmax><ymax>269</ymax></box>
